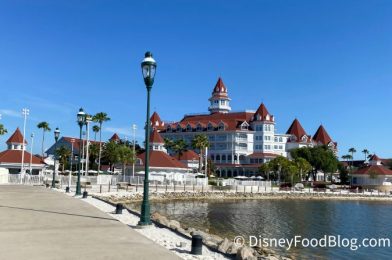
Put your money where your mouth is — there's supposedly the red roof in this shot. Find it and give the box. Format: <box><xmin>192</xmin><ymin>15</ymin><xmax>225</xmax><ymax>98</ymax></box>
<box><xmin>369</xmin><ymin>154</ymin><xmax>381</xmax><ymax>162</ymax></box>
<box><xmin>179</xmin><ymin>150</ymin><xmax>199</xmax><ymax>161</ymax></box>
<box><xmin>0</xmin><ymin>150</ymin><xmax>44</xmax><ymax>164</ymax></box>
<box><xmin>248</xmin><ymin>152</ymin><xmax>278</xmax><ymax>158</ymax></box>
<box><xmin>61</xmin><ymin>137</ymin><xmax>103</xmax><ymax>151</ymax></box>
<box><xmin>6</xmin><ymin>128</ymin><xmax>27</xmax><ymax>144</ymax></box>
<box><xmin>137</xmin><ymin>151</ymin><xmax>187</xmax><ymax>169</ymax></box>
<box><xmin>109</xmin><ymin>133</ymin><xmax>120</xmax><ymax>142</ymax></box>
<box><xmin>253</xmin><ymin>103</ymin><xmax>274</xmax><ymax>122</ymax></box>
<box><xmin>286</xmin><ymin>119</ymin><xmax>311</xmax><ymax>142</ymax></box>
<box><xmin>176</xmin><ymin>112</ymin><xmax>254</xmax><ymax>131</ymax></box>
<box><xmin>313</xmin><ymin>125</ymin><xmax>333</xmax><ymax>145</ymax></box>
<box><xmin>354</xmin><ymin>165</ymin><xmax>392</xmax><ymax>175</ymax></box>
<box><xmin>212</xmin><ymin>77</ymin><xmax>228</xmax><ymax>95</ymax></box>
<box><xmin>150</xmin><ymin>111</ymin><xmax>165</xmax><ymax>130</ymax></box>
<box><xmin>150</xmin><ymin>130</ymin><xmax>164</xmax><ymax>143</ymax></box>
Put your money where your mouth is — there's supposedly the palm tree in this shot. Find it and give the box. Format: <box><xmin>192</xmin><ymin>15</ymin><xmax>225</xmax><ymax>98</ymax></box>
<box><xmin>172</xmin><ymin>139</ymin><xmax>188</xmax><ymax>160</ymax></box>
<box><xmin>362</xmin><ymin>149</ymin><xmax>369</xmax><ymax>162</ymax></box>
<box><xmin>348</xmin><ymin>147</ymin><xmax>356</xmax><ymax>176</ymax></box>
<box><xmin>92</xmin><ymin>125</ymin><xmax>100</xmax><ymax>141</ymax></box>
<box><xmin>294</xmin><ymin>157</ymin><xmax>312</xmax><ymax>182</ymax></box>
<box><xmin>191</xmin><ymin>134</ymin><xmax>210</xmax><ymax>173</ymax></box>
<box><xmin>92</xmin><ymin>112</ymin><xmax>111</xmax><ymax>173</ymax></box>
<box><xmin>55</xmin><ymin>146</ymin><xmax>71</xmax><ymax>174</ymax></box>
<box><xmin>0</xmin><ymin>124</ymin><xmax>8</xmax><ymax>136</ymax></box>
<box><xmin>37</xmin><ymin>122</ymin><xmax>51</xmax><ymax>158</ymax></box>
<box><xmin>117</xmin><ymin>145</ymin><xmax>135</xmax><ymax>181</ymax></box>
<box><xmin>102</xmin><ymin>141</ymin><xmax>119</xmax><ymax>172</ymax></box>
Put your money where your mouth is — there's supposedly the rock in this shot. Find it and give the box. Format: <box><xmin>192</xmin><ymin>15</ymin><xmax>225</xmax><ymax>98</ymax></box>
<box><xmin>168</xmin><ymin>219</ymin><xmax>181</xmax><ymax>230</ymax></box>
<box><xmin>217</xmin><ymin>238</ymin><xmax>231</xmax><ymax>253</ymax></box>
<box><xmin>236</xmin><ymin>246</ymin><xmax>257</xmax><ymax>260</ymax></box>
<box><xmin>227</xmin><ymin>242</ymin><xmax>241</xmax><ymax>255</ymax></box>
<box><xmin>151</xmin><ymin>211</ymin><xmax>170</xmax><ymax>226</ymax></box>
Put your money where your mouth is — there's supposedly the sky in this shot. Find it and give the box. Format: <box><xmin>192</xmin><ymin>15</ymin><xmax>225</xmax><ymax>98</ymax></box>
<box><xmin>0</xmin><ymin>0</ymin><xmax>391</xmax><ymax>159</ymax></box>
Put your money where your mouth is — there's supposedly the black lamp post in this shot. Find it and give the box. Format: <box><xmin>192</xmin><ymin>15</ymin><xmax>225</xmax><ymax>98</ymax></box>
<box><xmin>138</xmin><ymin>51</ymin><xmax>157</xmax><ymax>226</ymax></box>
<box><xmin>52</xmin><ymin>127</ymin><xmax>60</xmax><ymax>188</ymax></box>
<box><xmin>75</xmin><ymin>108</ymin><xmax>86</xmax><ymax>195</ymax></box>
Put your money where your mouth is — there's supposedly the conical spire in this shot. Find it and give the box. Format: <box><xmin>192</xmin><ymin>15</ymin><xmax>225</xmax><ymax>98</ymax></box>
<box><xmin>6</xmin><ymin>128</ymin><xmax>27</xmax><ymax>144</ymax></box>
<box><xmin>286</xmin><ymin>118</ymin><xmax>308</xmax><ymax>141</ymax></box>
<box><xmin>150</xmin><ymin>129</ymin><xmax>164</xmax><ymax>144</ymax></box>
<box><xmin>313</xmin><ymin>125</ymin><xmax>332</xmax><ymax>145</ymax></box>
<box><xmin>253</xmin><ymin>103</ymin><xmax>273</xmax><ymax>122</ymax></box>
<box><xmin>212</xmin><ymin>77</ymin><xmax>227</xmax><ymax>94</ymax></box>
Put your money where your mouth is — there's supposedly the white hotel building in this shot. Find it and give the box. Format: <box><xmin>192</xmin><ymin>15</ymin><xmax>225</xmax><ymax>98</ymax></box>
<box><xmin>153</xmin><ymin>78</ymin><xmax>337</xmax><ymax>177</ymax></box>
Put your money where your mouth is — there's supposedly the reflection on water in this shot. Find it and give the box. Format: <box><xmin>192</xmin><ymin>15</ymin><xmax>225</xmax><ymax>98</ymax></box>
<box><xmin>128</xmin><ymin>199</ymin><xmax>392</xmax><ymax>260</ymax></box>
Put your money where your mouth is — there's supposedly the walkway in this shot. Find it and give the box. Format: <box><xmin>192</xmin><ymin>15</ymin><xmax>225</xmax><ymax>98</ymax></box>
<box><xmin>0</xmin><ymin>185</ymin><xmax>180</xmax><ymax>260</ymax></box>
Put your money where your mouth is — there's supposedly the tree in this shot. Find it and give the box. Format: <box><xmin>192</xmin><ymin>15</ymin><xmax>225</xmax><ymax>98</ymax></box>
<box><xmin>88</xmin><ymin>143</ymin><xmax>100</xmax><ymax>170</ymax></box>
<box><xmin>172</xmin><ymin>139</ymin><xmax>188</xmax><ymax>160</ymax></box>
<box><xmin>55</xmin><ymin>146</ymin><xmax>71</xmax><ymax>174</ymax></box>
<box><xmin>259</xmin><ymin>163</ymin><xmax>271</xmax><ymax>180</ymax></box>
<box><xmin>92</xmin><ymin>125</ymin><xmax>100</xmax><ymax>141</ymax></box>
<box><xmin>0</xmin><ymin>124</ymin><xmax>8</xmax><ymax>136</ymax></box>
<box><xmin>163</xmin><ymin>138</ymin><xmax>174</xmax><ymax>151</ymax></box>
<box><xmin>362</xmin><ymin>149</ymin><xmax>369</xmax><ymax>162</ymax></box>
<box><xmin>117</xmin><ymin>145</ymin><xmax>135</xmax><ymax>180</ymax></box>
<box><xmin>102</xmin><ymin>141</ymin><xmax>119</xmax><ymax>172</ymax></box>
<box><xmin>291</xmin><ymin>146</ymin><xmax>339</xmax><ymax>182</ymax></box>
<box><xmin>191</xmin><ymin>134</ymin><xmax>210</xmax><ymax>173</ymax></box>
<box><xmin>37</xmin><ymin>122</ymin><xmax>51</xmax><ymax>158</ymax></box>
<box><xmin>348</xmin><ymin>147</ymin><xmax>356</xmax><ymax>167</ymax></box>
<box><xmin>294</xmin><ymin>157</ymin><xmax>312</xmax><ymax>182</ymax></box>
<box><xmin>92</xmin><ymin>112</ymin><xmax>111</xmax><ymax>173</ymax></box>
<box><xmin>337</xmin><ymin>162</ymin><xmax>349</xmax><ymax>184</ymax></box>
<box><xmin>205</xmin><ymin>159</ymin><xmax>216</xmax><ymax>177</ymax></box>
<box><xmin>268</xmin><ymin>156</ymin><xmax>290</xmax><ymax>182</ymax></box>
<box><xmin>285</xmin><ymin>162</ymin><xmax>299</xmax><ymax>187</ymax></box>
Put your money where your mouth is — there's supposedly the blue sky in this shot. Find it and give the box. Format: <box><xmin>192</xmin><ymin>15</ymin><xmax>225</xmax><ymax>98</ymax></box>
<box><xmin>0</xmin><ymin>0</ymin><xmax>391</xmax><ymax>159</ymax></box>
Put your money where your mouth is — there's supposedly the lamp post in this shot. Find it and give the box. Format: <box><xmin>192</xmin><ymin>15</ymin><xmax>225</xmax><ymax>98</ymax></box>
<box><xmin>52</xmin><ymin>127</ymin><xmax>60</xmax><ymax>188</ymax></box>
<box><xmin>68</xmin><ymin>138</ymin><xmax>75</xmax><ymax>190</ymax></box>
<box><xmin>85</xmin><ymin>116</ymin><xmax>92</xmax><ymax>176</ymax></box>
<box><xmin>138</xmin><ymin>51</ymin><xmax>157</xmax><ymax>226</ymax></box>
<box><xmin>29</xmin><ymin>133</ymin><xmax>34</xmax><ymax>175</ymax></box>
<box><xmin>132</xmin><ymin>124</ymin><xmax>137</xmax><ymax>178</ymax></box>
<box><xmin>76</xmin><ymin>108</ymin><xmax>86</xmax><ymax>195</ymax></box>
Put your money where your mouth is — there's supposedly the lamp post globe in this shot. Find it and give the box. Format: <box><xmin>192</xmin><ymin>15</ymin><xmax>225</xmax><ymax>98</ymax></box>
<box><xmin>75</xmin><ymin>108</ymin><xmax>86</xmax><ymax>195</ymax></box>
<box><xmin>52</xmin><ymin>127</ymin><xmax>60</xmax><ymax>188</ymax></box>
<box><xmin>138</xmin><ymin>51</ymin><xmax>156</xmax><ymax>226</ymax></box>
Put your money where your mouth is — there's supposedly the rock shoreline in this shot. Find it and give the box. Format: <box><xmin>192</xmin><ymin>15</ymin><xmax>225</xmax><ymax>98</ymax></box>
<box><xmin>95</xmin><ymin>190</ymin><xmax>392</xmax><ymax>204</ymax></box>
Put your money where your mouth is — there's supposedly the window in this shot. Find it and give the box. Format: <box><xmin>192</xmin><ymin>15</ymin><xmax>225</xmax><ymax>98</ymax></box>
<box><xmin>167</xmin><ymin>125</ymin><xmax>172</xmax><ymax>132</ymax></box>
<box><xmin>196</xmin><ymin>124</ymin><xmax>203</xmax><ymax>131</ymax></box>
<box><xmin>264</xmin><ymin>145</ymin><xmax>271</xmax><ymax>150</ymax></box>
<box><xmin>228</xmin><ymin>155</ymin><xmax>232</xmax><ymax>161</ymax></box>
<box><xmin>176</xmin><ymin>125</ymin><xmax>182</xmax><ymax>132</ymax></box>
<box><xmin>255</xmin><ymin>144</ymin><xmax>262</xmax><ymax>150</ymax></box>
<box><xmin>264</xmin><ymin>136</ymin><xmax>271</xmax><ymax>141</ymax></box>
<box><xmin>274</xmin><ymin>145</ymin><xmax>278</xmax><ymax>149</ymax></box>
<box><xmin>255</xmin><ymin>125</ymin><xmax>263</xmax><ymax>131</ymax></box>
<box><xmin>279</xmin><ymin>137</ymin><xmax>283</xmax><ymax>142</ymax></box>
<box><xmin>216</xmin><ymin>134</ymin><xmax>227</xmax><ymax>141</ymax></box>
<box><xmin>218</xmin><ymin>122</ymin><xmax>225</xmax><ymax>131</ymax></box>
<box><xmin>208</xmin><ymin>135</ymin><xmax>215</xmax><ymax>141</ymax></box>
<box><xmin>279</xmin><ymin>145</ymin><xmax>283</xmax><ymax>150</ymax></box>
<box><xmin>222</xmin><ymin>155</ymin><xmax>226</xmax><ymax>162</ymax></box>
<box><xmin>216</xmin><ymin>155</ymin><xmax>220</xmax><ymax>161</ymax></box>
<box><xmin>186</xmin><ymin>124</ymin><xmax>192</xmax><ymax>132</ymax></box>
<box><xmin>207</xmin><ymin>123</ymin><xmax>214</xmax><ymax>131</ymax></box>
<box><xmin>274</xmin><ymin>137</ymin><xmax>278</xmax><ymax>142</ymax></box>
<box><xmin>211</xmin><ymin>154</ymin><xmax>215</xmax><ymax>161</ymax></box>
<box><xmin>255</xmin><ymin>135</ymin><xmax>262</xmax><ymax>141</ymax></box>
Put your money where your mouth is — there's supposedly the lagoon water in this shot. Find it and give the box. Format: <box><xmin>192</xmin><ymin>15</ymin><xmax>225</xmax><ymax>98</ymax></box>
<box><xmin>129</xmin><ymin>199</ymin><xmax>392</xmax><ymax>260</ymax></box>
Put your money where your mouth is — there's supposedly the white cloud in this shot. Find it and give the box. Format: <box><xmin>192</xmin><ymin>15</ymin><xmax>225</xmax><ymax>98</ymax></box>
<box><xmin>0</xmin><ymin>109</ymin><xmax>22</xmax><ymax>118</ymax></box>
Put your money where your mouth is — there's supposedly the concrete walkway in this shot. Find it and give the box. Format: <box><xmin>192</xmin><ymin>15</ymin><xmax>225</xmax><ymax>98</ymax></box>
<box><xmin>0</xmin><ymin>185</ymin><xmax>180</xmax><ymax>260</ymax></box>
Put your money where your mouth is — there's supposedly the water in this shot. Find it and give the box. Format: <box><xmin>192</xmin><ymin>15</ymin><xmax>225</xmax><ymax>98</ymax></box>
<box><xmin>128</xmin><ymin>199</ymin><xmax>392</xmax><ymax>260</ymax></box>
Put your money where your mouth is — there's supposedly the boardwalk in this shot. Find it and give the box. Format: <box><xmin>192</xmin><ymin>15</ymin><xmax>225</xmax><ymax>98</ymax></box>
<box><xmin>0</xmin><ymin>185</ymin><xmax>180</xmax><ymax>260</ymax></box>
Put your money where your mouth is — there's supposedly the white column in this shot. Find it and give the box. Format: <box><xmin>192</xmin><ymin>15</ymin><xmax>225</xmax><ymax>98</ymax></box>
<box><xmin>21</xmin><ymin>108</ymin><xmax>29</xmax><ymax>182</ymax></box>
<box><xmin>29</xmin><ymin>133</ymin><xmax>34</xmax><ymax>174</ymax></box>
<box><xmin>205</xmin><ymin>147</ymin><xmax>208</xmax><ymax>176</ymax></box>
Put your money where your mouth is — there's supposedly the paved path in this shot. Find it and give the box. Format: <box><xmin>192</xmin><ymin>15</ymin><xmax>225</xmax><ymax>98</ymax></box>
<box><xmin>0</xmin><ymin>185</ymin><xmax>180</xmax><ymax>260</ymax></box>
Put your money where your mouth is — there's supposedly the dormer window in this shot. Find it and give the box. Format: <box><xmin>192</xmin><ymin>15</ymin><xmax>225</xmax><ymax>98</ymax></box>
<box><xmin>186</xmin><ymin>124</ymin><xmax>192</xmax><ymax>132</ymax></box>
<box><xmin>240</xmin><ymin>121</ymin><xmax>249</xmax><ymax>131</ymax></box>
<box><xmin>167</xmin><ymin>125</ymin><xmax>172</xmax><ymax>132</ymax></box>
<box><xmin>290</xmin><ymin>136</ymin><xmax>297</xmax><ymax>142</ymax></box>
<box><xmin>196</xmin><ymin>124</ymin><xmax>203</xmax><ymax>131</ymax></box>
<box><xmin>266</xmin><ymin>115</ymin><xmax>270</xmax><ymax>121</ymax></box>
<box><xmin>218</xmin><ymin>122</ymin><xmax>225</xmax><ymax>131</ymax></box>
<box><xmin>207</xmin><ymin>123</ymin><xmax>214</xmax><ymax>131</ymax></box>
<box><xmin>301</xmin><ymin>136</ymin><xmax>307</xmax><ymax>142</ymax></box>
<box><xmin>176</xmin><ymin>124</ymin><xmax>182</xmax><ymax>132</ymax></box>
